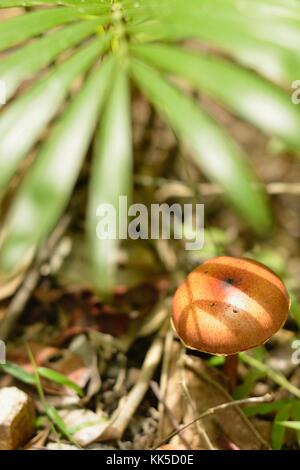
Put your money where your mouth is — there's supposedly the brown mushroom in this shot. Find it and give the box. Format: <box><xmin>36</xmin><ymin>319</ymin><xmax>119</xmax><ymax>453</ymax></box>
<box><xmin>172</xmin><ymin>256</ymin><xmax>290</xmax><ymax>389</ymax></box>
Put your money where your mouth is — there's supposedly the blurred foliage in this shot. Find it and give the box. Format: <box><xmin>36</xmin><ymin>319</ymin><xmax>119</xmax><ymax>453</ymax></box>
<box><xmin>0</xmin><ymin>0</ymin><xmax>300</xmax><ymax>292</ymax></box>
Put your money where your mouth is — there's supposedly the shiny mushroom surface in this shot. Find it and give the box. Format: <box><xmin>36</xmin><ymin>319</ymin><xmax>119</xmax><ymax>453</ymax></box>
<box><xmin>172</xmin><ymin>256</ymin><xmax>290</xmax><ymax>356</ymax></box>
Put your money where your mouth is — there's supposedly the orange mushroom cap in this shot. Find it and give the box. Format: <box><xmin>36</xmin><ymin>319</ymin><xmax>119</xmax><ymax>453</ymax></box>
<box><xmin>172</xmin><ymin>256</ymin><xmax>290</xmax><ymax>356</ymax></box>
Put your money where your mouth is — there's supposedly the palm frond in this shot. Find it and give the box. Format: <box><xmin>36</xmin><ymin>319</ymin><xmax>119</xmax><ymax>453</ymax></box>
<box><xmin>0</xmin><ymin>0</ymin><xmax>299</xmax><ymax>293</ymax></box>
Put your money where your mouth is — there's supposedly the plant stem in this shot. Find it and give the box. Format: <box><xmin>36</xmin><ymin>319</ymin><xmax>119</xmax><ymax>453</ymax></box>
<box><xmin>110</xmin><ymin>0</ymin><xmax>128</xmax><ymax>60</ymax></box>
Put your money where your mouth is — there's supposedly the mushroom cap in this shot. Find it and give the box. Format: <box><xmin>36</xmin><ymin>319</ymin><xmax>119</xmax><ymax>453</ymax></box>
<box><xmin>172</xmin><ymin>256</ymin><xmax>290</xmax><ymax>355</ymax></box>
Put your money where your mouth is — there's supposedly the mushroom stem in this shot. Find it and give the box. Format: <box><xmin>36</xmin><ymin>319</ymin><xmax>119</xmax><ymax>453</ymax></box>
<box><xmin>224</xmin><ymin>354</ymin><xmax>238</xmax><ymax>391</ymax></box>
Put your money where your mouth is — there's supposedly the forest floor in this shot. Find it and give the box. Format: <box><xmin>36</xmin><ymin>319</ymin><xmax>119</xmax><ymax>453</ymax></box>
<box><xmin>1</xmin><ymin>7</ymin><xmax>300</xmax><ymax>449</ymax></box>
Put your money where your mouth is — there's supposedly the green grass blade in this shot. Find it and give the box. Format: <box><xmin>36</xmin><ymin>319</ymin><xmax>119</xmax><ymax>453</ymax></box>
<box><xmin>0</xmin><ymin>37</ymin><xmax>108</xmax><ymax>199</ymax></box>
<box><xmin>37</xmin><ymin>367</ymin><xmax>84</xmax><ymax>397</ymax></box>
<box><xmin>233</xmin><ymin>369</ymin><xmax>264</xmax><ymax>400</ymax></box>
<box><xmin>0</xmin><ymin>362</ymin><xmax>84</xmax><ymax>396</ymax></box>
<box><xmin>132</xmin><ymin>44</ymin><xmax>300</xmax><ymax>151</ymax></box>
<box><xmin>278</xmin><ymin>421</ymin><xmax>300</xmax><ymax>431</ymax></box>
<box><xmin>88</xmin><ymin>63</ymin><xmax>132</xmax><ymax>294</ymax></box>
<box><xmin>132</xmin><ymin>60</ymin><xmax>271</xmax><ymax>234</ymax></box>
<box><xmin>44</xmin><ymin>402</ymin><xmax>79</xmax><ymax>445</ymax></box>
<box><xmin>0</xmin><ymin>55</ymin><xmax>113</xmax><ymax>274</ymax></box>
<box><xmin>272</xmin><ymin>405</ymin><xmax>291</xmax><ymax>450</ymax></box>
<box><xmin>26</xmin><ymin>343</ymin><xmax>80</xmax><ymax>447</ymax></box>
<box><xmin>0</xmin><ymin>362</ymin><xmax>36</xmax><ymax>385</ymax></box>
<box><xmin>291</xmin><ymin>402</ymin><xmax>300</xmax><ymax>444</ymax></box>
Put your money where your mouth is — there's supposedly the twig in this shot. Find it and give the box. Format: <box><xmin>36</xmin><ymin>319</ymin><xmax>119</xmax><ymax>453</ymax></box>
<box><xmin>135</xmin><ymin>176</ymin><xmax>300</xmax><ymax>199</ymax></box>
<box><xmin>153</xmin><ymin>393</ymin><xmax>273</xmax><ymax>450</ymax></box>
<box><xmin>150</xmin><ymin>380</ymin><xmax>192</xmax><ymax>450</ymax></box>
<box><xmin>157</xmin><ymin>329</ymin><xmax>174</xmax><ymax>439</ymax></box>
<box><xmin>101</xmin><ymin>325</ymin><xmax>166</xmax><ymax>441</ymax></box>
<box><xmin>179</xmin><ymin>366</ymin><xmax>214</xmax><ymax>450</ymax></box>
<box><xmin>0</xmin><ymin>215</ymin><xmax>70</xmax><ymax>340</ymax></box>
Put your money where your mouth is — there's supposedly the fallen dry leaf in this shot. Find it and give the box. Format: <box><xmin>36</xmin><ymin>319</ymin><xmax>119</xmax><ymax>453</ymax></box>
<box><xmin>59</xmin><ymin>409</ymin><xmax>109</xmax><ymax>447</ymax></box>
<box><xmin>157</xmin><ymin>342</ymin><xmax>269</xmax><ymax>450</ymax></box>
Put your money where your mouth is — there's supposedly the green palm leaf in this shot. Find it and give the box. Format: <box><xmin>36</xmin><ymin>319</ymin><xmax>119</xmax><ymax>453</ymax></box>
<box><xmin>132</xmin><ymin>43</ymin><xmax>300</xmax><ymax>150</ymax></box>
<box><xmin>0</xmin><ymin>7</ymin><xmax>83</xmax><ymax>51</ymax></box>
<box><xmin>0</xmin><ymin>37</ymin><xmax>108</xmax><ymax>196</ymax></box>
<box><xmin>0</xmin><ymin>0</ymin><xmax>104</xmax><ymax>7</ymax></box>
<box><xmin>0</xmin><ymin>57</ymin><xmax>113</xmax><ymax>273</ymax></box>
<box><xmin>87</xmin><ymin>63</ymin><xmax>132</xmax><ymax>294</ymax></box>
<box><xmin>0</xmin><ymin>19</ymin><xmax>107</xmax><ymax>100</ymax></box>
<box><xmin>132</xmin><ymin>60</ymin><xmax>271</xmax><ymax>234</ymax></box>
<box><xmin>129</xmin><ymin>0</ymin><xmax>300</xmax><ymax>84</ymax></box>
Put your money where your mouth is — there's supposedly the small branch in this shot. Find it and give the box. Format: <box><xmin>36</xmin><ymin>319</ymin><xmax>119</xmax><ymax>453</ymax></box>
<box><xmin>157</xmin><ymin>329</ymin><xmax>174</xmax><ymax>440</ymax></box>
<box><xmin>135</xmin><ymin>176</ymin><xmax>300</xmax><ymax>199</ymax></box>
<box><xmin>0</xmin><ymin>215</ymin><xmax>70</xmax><ymax>341</ymax></box>
<box><xmin>179</xmin><ymin>366</ymin><xmax>214</xmax><ymax>450</ymax></box>
<box><xmin>150</xmin><ymin>380</ymin><xmax>192</xmax><ymax>450</ymax></box>
<box><xmin>153</xmin><ymin>393</ymin><xmax>273</xmax><ymax>450</ymax></box>
<box><xmin>101</xmin><ymin>328</ymin><xmax>166</xmax><ymax>441</ymax></box>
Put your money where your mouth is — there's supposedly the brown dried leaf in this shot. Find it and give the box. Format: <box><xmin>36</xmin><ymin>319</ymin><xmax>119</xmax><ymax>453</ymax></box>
<box><xmin>158</xmin><ymin>344</ymin><xmax>269</xmax><ymax>450</ymax></box>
